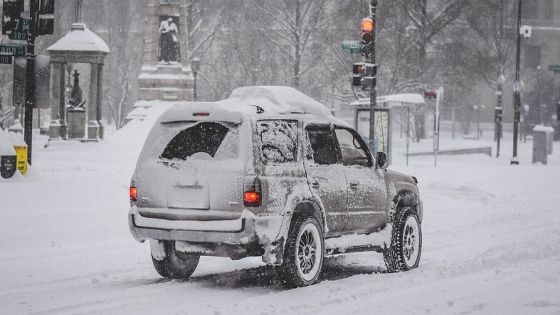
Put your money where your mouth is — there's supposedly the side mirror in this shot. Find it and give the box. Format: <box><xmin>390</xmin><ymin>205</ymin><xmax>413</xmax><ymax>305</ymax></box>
<box><xmin>376</xmin><ymin>152</ymin><xmax>387</xmax><ymax>169</ymax></box>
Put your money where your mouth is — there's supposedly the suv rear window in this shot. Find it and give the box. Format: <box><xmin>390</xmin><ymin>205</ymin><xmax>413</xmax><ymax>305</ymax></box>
<box><xmin>256</xmin><ymin>120</ymin><xmax>298</xmax><ymax>164</ymax></box>
<box><xmin>160</xmin><ymin>122</ymin><xmax>238</xmax><ymax>161</ymax></box>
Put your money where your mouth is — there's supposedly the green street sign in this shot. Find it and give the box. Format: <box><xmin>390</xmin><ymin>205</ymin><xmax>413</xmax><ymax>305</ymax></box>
<box><xmin>548</xmin><ymin>65</ymin><xmax>560</xmax><ymax>74</ymax></box>
<box><xmin>342</xmin><ymin>40</ymin><xmax>362</xmax><ymax>54</ymax></box>
<box><xmin>0</xmin><ymin>43</ymin><xmax>26</xmax><ymax>57</ymax></box>
<box><xmin>0</xmin><ymin>54</ymin><xmax>13</xmax><ymax>64</ymax></box>
<box><xmin>8</xmin><ymin>18</ymin><xmax>29</xmax><ymax>40</ymax></box>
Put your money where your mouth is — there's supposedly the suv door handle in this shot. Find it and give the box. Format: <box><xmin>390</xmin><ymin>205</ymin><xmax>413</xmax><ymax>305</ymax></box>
<box><xmin>349</xmin><ymin>182</ymin><xmax>359</xmax><ymax>189</ymax></box>
<box><xmin>311</xmin><ymin>181</ymin><xmax>320</xmax><ymax>189</ymax></box>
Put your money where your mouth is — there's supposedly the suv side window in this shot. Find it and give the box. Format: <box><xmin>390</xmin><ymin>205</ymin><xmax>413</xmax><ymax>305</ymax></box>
<box><xmin>334</xmin><ymin>127</ymin><xmax>372</xmax><ymax>167</ymax></box>
<box><xmin>306</xmin><ymin>125</ymin><xmax>339</xmax><ymax>165</ymax></box>
<box><xmin>256</xmin><ymin>120</ymin><xmax>298</xmax><ymax>164</ymax></box>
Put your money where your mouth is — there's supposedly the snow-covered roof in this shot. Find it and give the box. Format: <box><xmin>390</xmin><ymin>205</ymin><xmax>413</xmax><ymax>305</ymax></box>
<box><xmin>533</xmin><ymin>125</ymin><xmax>555</xmax><ymax>133</ymax></box>
<box><xmin>226</xmin><ymin>86</ymin><xmax>332</xmax><ymax>117</ymax></box>
<box><xmin>350</xmin><ymin>93</ymin><xmax>426</xmax><ymax>108</ymax></box>
<box><xmin>157</xmin><ymin>86</ymin><xmax>337</xmax><ymax>125</ymax></box>
<box><xmin>48</xmin><ymin>23</ymin><xmax>109</xmax><ymax>53</ymax></box>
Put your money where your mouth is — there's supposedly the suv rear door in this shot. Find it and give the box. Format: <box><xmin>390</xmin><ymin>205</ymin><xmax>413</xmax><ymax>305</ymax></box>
<box><xmin>334</xmin><ymin>126</ymin><xmax>388</xmax><ymax>233</ymax></box>
<box><xmin>134</xmin><ymin>119</ymin><xmax>247</xmax><ymax>220</ymax></box>
<box><xmin>304</xmin><ymin>124</ymin><xmax>347</xmax><ymax>236</ymax></box>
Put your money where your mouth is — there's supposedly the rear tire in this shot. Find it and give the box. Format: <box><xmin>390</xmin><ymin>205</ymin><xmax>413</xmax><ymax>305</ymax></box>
<box><xmin>152</xmin><ymin>241</ymin><xmax>200</xmax><ymax>279</ymax></box>
<box><xmin>384</xmin><ymin>207</ymin><xmax>422</xmax><ymax>273</ymax></box>
<box><xmin>277</xmin><ymin>215</ymin><xmax>324</xmax><ymax>288</ymax></box>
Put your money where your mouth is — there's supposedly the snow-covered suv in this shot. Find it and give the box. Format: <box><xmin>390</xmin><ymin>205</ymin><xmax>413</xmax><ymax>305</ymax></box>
<box><xmin>129</xmin><ymin>86</ymin><xmax>423</xmax><ymax>287</ymax></box>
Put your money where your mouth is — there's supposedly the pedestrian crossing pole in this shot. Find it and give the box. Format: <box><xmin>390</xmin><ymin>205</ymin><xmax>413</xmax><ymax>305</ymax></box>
<box><xmin>368</xmin><ymin>0</ymin><xmax>378</xmax><ymax>156</ymax></box>
<box><xmin>24</xmin><ymin>0</ymin><xmax>39</xmax><ymax>165</ymax></box>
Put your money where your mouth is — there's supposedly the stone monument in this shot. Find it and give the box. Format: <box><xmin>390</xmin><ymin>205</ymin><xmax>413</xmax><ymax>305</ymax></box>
<box><xmin>137</xmin><ymin>0</ymin><xmax>194</xmax><ymax>102</ymax></box>
<box><xmin>47</xmin><ymin>23</ymin><xmax>109</xmax><ymax>142</ymax></box>
<box><xmin>66</xmin><ymin>70</ymin><xmax>86</xmax><ymax>139</ymax></box>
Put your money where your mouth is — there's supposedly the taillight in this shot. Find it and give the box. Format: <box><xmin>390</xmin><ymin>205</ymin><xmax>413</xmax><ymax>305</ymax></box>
<box><xmin>244</xmin><ymin>177</ymin><xmax>262</xmax><ymax>207</ymax></box>
<box><xmin>130</xmin><ymin>186</ymin><xmax>137</xmax><ymax>202</ymax></box>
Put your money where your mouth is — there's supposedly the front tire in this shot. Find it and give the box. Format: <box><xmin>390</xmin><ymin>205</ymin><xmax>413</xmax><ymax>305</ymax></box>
<box><xmin>384</xmin><ymin>207</ymin><xmax>422</xmax><ymax>273</ymax></box>
<box><xmin>152</xmin><ymin>241</ymin><xmax>200</xmax><ymax>279</ymax></box>
<box><xmin>277</xmin><ymin>215</ymin><xmax>324</xmax><ymax>288</ymax></box>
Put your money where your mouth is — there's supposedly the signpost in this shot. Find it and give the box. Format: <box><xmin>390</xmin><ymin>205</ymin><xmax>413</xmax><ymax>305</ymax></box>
<box><xmin>8</xmin><ymin>18</ymin><xmax>29</xmax><ymax>40</ymax></box>
<box><xmin>548</xmin><ymin>65</ymin><xmax>560</xmax><ymax>74</ymax></box>
<box><xmin>0</xmin><ymin>55</ymin><xmax>13</xmax><ymax>64</ymax></box>
<box><xmin>0</xmin><ymin>43</ymin><xmax>26</xmax><ymax>57</ymax></box>
<box><xmin>341</xmin><ymin>40</ymin><xmax>362</xmax><ymax>54</ymax></box>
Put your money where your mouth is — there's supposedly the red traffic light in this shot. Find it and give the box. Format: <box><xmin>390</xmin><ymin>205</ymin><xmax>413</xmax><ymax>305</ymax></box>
<box><xmin>424</xmin><ymin>90</ymin><xmax>437</xmax><ymax>100</ymax></box>
<box><xmin>353</xmin><ymin>63</ymin><xmax>365</xmax><ymax>75</ymax></box>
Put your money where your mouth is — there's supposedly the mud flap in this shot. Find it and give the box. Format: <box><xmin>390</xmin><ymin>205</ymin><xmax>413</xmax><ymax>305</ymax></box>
<box><xmin>150</xmin><ymin>240</ymin><xmax>167</xmax><ymax>261</ymax></box>
<box><xmin>262</xmin><ymin>237</ymin><xmax>285</xmax><ymax>265</ymax></box>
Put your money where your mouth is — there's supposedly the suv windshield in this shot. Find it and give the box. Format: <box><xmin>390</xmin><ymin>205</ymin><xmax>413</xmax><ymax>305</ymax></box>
<box><xmin>159</xmin><ymin>122</ymin><xmax>239</xmax><ymax>161</ymax></box>
<box><xmin>256</xmin><ymin>120</ymin><xmax>298</xmax><ymax>164</ymax></box>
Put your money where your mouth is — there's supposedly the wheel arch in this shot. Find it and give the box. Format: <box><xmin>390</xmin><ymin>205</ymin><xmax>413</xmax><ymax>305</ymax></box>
<box><xmin>390</xmin><ymin>189</ymin><xmax>422</xmax><ymax>223</ymax></box>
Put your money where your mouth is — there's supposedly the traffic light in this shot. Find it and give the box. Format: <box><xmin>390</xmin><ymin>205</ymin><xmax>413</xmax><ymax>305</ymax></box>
<box><xmin>2</xmin><ymin>0</ymin><xmax>24</xmax><ymax>35</ymax></box>
<box><xmin>38</xmin><ymin>0</ymin><xmax>55</xmax><ymax>35</ymax></box>
<box><xmin>424</xmin><ymin>90</ymin><xmax>437</xmax><ymax>100</ymax></box>
<box><xmin>361</xmin><ymin>17</ymin><xmax>375</xmax><ymax>58</ymax></box>
<box><xmin>352</xmin><ymin>62</ymin><xmax>376</xmax><ymax>90</ymax></box>
<box><xmin>352</xmin><ymin>63</ymin><xmax>365</xmax><ymax>87</ymax></box>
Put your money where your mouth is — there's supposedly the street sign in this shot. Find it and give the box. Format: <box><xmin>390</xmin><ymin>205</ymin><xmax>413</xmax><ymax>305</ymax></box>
<box><xmin>8</xmin><ymin>18</ymin><xmax>29</xmax><ymax>40</ymax></box>
<box><xmin>341</xmin><ymin>40</ymin><xmax>362</xmax><ymax>54</ymax></box>
<box><xmin>0</xmin><ymin>43</ymin><xmax>26</xmax><ymax>57</ymax></box>
<box><xmin>2</xmin><ymin>0</ymin><xmax>24</xmax><ymax>35</ymax></box>
<box><xmin>0</xmin><ymin>54</ymin><xmax>13</xmax><ymax>64</ymax></box>
<box><xmin>548</xmin><ymin>65</ymin><xmax>560</xmax><ymax>74</ymax></box>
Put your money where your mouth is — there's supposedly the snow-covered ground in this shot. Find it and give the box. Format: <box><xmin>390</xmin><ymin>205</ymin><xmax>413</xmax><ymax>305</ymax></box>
<box><xmin>1</xmin><ymin>110</ymin><xmax>559</xmax><ymax>314</ymax></box>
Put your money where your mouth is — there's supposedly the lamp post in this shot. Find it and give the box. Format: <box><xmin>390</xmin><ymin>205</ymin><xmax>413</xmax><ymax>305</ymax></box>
<box><xmin>511</xmin><ymin>0</ymin><xmax>522</xmax><ymax>165</ymax></box>
<box><xmin>495</xmin><ymin>74</ymin><xmax>505</xmax><ymax>157</ymax></box>
<box><xmin>191</xmin><ymin>57</ymin><xmax>201</xmax><ymax>102</ymax></box>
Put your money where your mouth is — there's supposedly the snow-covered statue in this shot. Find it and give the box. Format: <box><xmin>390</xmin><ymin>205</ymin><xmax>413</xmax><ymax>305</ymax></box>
<box><xmin>158</xmin><ymin>17</ymin><xmax>180</xmax><ymax>64</ymax></box>
<box><xmin>69</xmin><ymin>70</ymin><xmax>86</xmax><ymax>109</ymax></box>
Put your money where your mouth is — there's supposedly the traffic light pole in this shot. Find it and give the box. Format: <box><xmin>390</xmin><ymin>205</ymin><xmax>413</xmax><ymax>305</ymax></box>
<box><xmin>24</xmin><ymin>0</ymin><xmax>39</xmax><ymax>165</ymax></box>
<box><xmin>368</xmin><ymin>0</ymin><xmax>378</xmax><ymax>156</ymax></box>
<box><xmin>511</xmin><ymin>0</ymin><xmax>522</xmax><ymax>165</ymax></box>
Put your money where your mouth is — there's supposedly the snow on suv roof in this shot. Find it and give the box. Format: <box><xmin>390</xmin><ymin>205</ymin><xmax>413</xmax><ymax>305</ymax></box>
<box><xmin>158</xmin><ymin>86</ymin><xmax>343</xmax><ymax>125</ymax></box>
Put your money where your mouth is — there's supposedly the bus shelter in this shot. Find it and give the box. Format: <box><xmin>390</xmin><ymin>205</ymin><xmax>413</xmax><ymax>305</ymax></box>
<box><xmin>349</xmin><ymin>94</ymin><xmax>425</xmax><ymax>166</ymax></box>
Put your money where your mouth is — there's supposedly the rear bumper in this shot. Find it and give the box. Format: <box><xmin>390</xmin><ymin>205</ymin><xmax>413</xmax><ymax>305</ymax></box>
<box><xmin>128</xmin><ymin>206</ymin><xmax>286</xmax><ymax>246</ymax></box>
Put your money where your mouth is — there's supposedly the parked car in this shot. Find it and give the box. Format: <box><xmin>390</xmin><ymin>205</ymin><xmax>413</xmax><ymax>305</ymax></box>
<box><xmin>129</xmin><ymin>87</ymin><xmax>423</xmax><ymax>287</ymax></box>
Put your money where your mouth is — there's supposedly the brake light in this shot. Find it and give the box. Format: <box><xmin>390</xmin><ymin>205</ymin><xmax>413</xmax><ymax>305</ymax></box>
<box><xmin>193</xmin><ymin>112</ymin><xmax>210</xmax><ymax>117</ymax></box>
<box><xmin>130</xmin><ymin>186</ymin><xmax>137</xmax><ymax>202</ymax></box>
<box><xmin>244</xmin><ymin>177</ymin><xmax>262</xmax><ymax>207</ymax></box>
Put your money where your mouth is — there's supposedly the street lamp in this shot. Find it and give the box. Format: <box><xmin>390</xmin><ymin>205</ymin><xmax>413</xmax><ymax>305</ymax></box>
<box><xmin>191</xmin><ymin>57</ymin><xmax>201</xmax><ymax>102</ymax></box>
<box><xmin>495</xmin><ymin>74</ymin><xmax>505</xmax><ymax>157</ymax></box>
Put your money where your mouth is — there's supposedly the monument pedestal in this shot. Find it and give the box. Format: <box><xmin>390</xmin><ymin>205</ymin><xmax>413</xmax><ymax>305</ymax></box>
<box><xmin>67</xmin><ymin>108</ymin><xmax>86</xmax><ymax>139</ymax></box>
<box><xmin>135</xmin><ymin>0</ymin><xmax>194</xmax><ymax>103</ymax></box>
<box><xmin>137</xmin><ymin>64</ymin><xmax>194</xmax><ymax>101</ymax></box>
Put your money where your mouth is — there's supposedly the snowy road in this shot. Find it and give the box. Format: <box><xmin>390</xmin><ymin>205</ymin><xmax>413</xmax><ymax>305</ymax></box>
<box><xmin>1</xmin><ymin>118</ymin><xmax>560</xmax><ymax>314</ymax></box>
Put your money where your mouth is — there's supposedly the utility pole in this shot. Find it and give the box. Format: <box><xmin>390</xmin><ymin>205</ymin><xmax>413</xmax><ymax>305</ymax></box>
<box><xmin>511</xmin><ymin>0</ymin><xmax>522</xmax><ymax>165</ymax></box>
<box><xmin>368</xmin><ymin>0</ymin><xmax>378</xmax><ymax>155</ymax></box>
<box><xmin>24</xmin><ymin>0</ymin><xmax>39</xmax><ymax>165</ymax></box>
